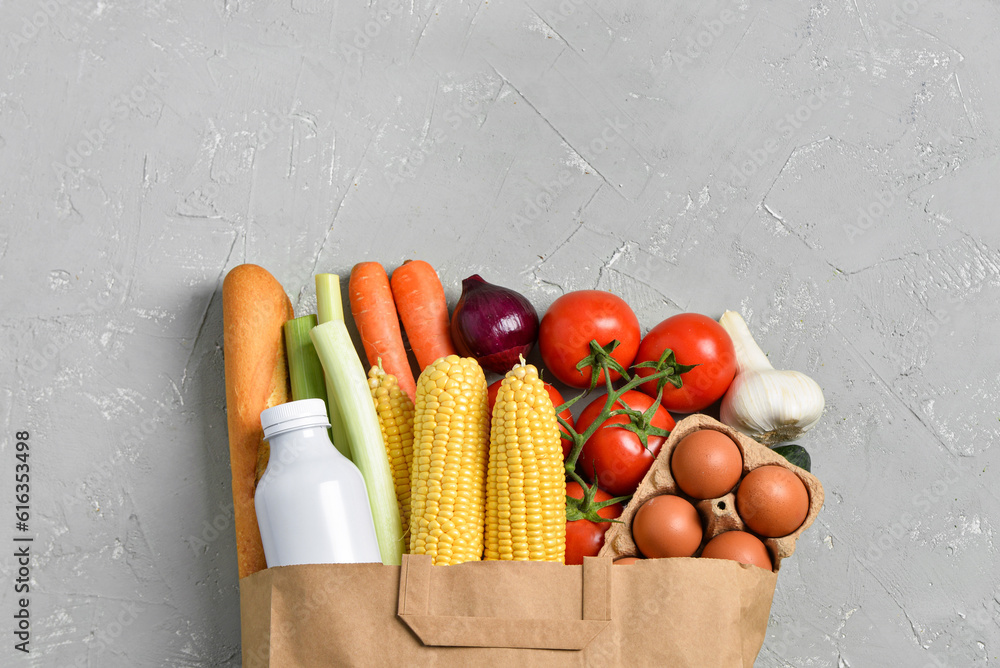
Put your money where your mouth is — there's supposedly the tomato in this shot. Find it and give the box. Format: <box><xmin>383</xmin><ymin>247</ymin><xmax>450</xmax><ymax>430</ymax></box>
<box><xmin>487</xmin><ymin>379</ymin><xmax>574</xmax><ymax>450</ymax></box>
<box><xmin>538</xmin><ymin>290</ymin><xmax>640</xmax><ymax>388</ymax></box>
<box><xmin>634</xmin><ymin>313</ymin><xmax>736</xmax><ymax>413</ymax></box>
<box><xmin>565</xmin><ymin>481</ymin><xmax>623</xmax><ymax>565</ymax></box>
<box><xmin>574</xmin><ymin>391</ymin><xmax>675</xmax><ymax>497</ymax></box>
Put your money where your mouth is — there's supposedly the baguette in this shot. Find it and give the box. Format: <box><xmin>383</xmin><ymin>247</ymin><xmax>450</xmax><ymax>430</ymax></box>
<box><xmin>222</xmin><ymin>264</ymin><xmax>293</xmax><ymax>578</ymax></box>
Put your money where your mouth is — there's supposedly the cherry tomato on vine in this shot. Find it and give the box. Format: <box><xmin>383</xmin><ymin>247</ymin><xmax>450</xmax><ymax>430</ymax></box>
<box><xmin>487</xmin><ymin>379</ymin><xmax>574</xmax><ymax>451</ymax></box>
<box><xmin>538</xmin><ymin>290</ymin><xmax>640</xmax><ymax>389</ymax></box>
<box><xmin>634</xmin><ymin>313</ymin><xmax>736</xmax><ymax>413</ymax></box>
<box><xmin>565</xmin><ymin>481</ymin><xmax>623</xmax><ymax>565</ymax></box>
<box><xmin>575</xmin><ymin>390</ymin><xmax>676</xmax><ymax>497</ymax></box>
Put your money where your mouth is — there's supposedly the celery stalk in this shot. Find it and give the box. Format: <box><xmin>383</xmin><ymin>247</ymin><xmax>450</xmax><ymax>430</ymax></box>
<box><xmin>315</xmin><ymin>273</ymin><xmax>345</xmax><ymax>322</ymax></box>
<box><xmin>311</xmin><ymin>318</ymin><xmax>405</xmax><ymax>566</ymax></box>
<box><xmin>315</xmin><ymin>273</ymin><xmax>353</xmax><ymax>461</ymax></box>
<box><xmin>284</xmin><ymin>315</ymin><xmax>335</xmax><ymax>443</ymax></box>
<box><xmin>284</xmin><ymin>315</ymin><xmax>328</xmax><ymax>402</ymax></box>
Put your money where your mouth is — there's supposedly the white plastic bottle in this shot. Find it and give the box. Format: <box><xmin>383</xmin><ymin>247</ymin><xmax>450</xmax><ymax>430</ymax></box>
<box><xmin>255</xmin><ymin>398</ymin><xmax>382</xmax><ymax>567</ymax></box>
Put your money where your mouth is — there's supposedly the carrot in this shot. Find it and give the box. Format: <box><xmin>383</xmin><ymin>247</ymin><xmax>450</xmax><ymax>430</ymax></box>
<box><xmin>390</xmin><ymin>260</ymin><xmax>458</xmax><ymax>371</ymax></box>
<box><xmin>349</xmin><ymin>262</ymin><xmax>417</xmax><ymax>402</ymax></box>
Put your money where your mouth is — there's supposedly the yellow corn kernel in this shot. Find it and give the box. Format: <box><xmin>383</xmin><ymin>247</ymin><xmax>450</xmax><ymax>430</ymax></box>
<box><xmin>369</xmin><ymin>363</ymin><xmax>416</xmax><ymax>540</ymax></box>
<box><xmin>485</xmin><ymin>361</ymin><xmax>566</xmax><ymax>562</ymax></box>
<box><xmin>408</xmin><ymin>355</ymin><xmax>489</xmax><ymax>565</ymax></box>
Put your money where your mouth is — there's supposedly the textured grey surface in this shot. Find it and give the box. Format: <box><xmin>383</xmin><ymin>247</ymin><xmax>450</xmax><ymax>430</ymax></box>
<box><xmin>1</xmin><ymin>0</ymin><xmax>999</xmax><ymax>665</ymax></box>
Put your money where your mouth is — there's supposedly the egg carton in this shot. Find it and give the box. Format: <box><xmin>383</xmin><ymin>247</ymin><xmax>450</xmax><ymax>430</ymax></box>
<box><xmin>597</xmin><ymin>413</ymin><xmax>825</xmax><ymax>572</ymax></box>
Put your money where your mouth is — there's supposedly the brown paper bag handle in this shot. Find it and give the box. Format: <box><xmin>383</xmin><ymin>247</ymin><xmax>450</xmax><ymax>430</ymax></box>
<box><xmin>397</xmin><ymin>554</ymin><xmax>612</xmax><ymax>650</ymax></box>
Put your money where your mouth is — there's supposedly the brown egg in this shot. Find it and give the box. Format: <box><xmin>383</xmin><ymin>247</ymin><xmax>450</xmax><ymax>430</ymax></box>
<box><xmin>736</xmin><ymin>465</ymin><xmax>809</xmax><ymax>537</ymax></box>
<box><xmin>614</xmin><ymin>557</ymin><xmax>641</xmax><ymax>565</ymax></box>
<box><xmin>700</xmin><ymin>531</ymin><xmax>772</xmax><ymax>571</ymax></box>
<box><xmin>631</xmin><ymin>494</ymin><xmax>703</xmax><ymax>558</ymax></box>
<box><xmin>671</xmin><ymin>429</ymin><xmax>744</xmax><ymax>499</ymax></box>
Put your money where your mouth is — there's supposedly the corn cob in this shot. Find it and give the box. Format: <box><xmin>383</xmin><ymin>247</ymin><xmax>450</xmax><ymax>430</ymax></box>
<box><xmin>368</xmin><ymin>362</ymin><xmax>416</xmax><ymax>539</ymax></box>
<box><xmin>409</xmin><ymin>355</ymin><xmax>490</xmax><ymax>565</ymax></box>
<box><xmin>485</xmin><ymin>361</ymin><xmax>566</xmax><ymax>562</ymax></box>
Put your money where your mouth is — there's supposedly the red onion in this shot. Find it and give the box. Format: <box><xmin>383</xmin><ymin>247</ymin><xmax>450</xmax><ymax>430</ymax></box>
<box><xmin>450</xmin><ymin>275</ymin><xmax>539</xmax><ymax>373</ymax></box>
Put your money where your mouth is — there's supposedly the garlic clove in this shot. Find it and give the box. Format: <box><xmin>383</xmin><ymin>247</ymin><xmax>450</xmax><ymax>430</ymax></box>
<box><xmin>721</xmin><ymin>370</ymin><xmax>825</xmax><ymax>445</ymax></box>
<box><xmin>718</xmin><ymin>311</ymin><xmax>826</xmax><ymax>446</ymax></box>
<box><xmin>720</xmin><ymin>310</ymin><xmax>773</xmax><ymax>373</ymax></box>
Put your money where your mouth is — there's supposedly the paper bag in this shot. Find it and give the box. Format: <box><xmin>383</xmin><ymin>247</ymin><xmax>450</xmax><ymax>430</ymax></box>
<box><xmin>240</xmin><ymin>553</ymin><xmax>776</xmax><ymax>667</ymax></box>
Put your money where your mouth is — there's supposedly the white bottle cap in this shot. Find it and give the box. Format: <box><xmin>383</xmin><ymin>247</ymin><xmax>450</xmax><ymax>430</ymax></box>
<box><xmin>260</xmin><ymin>399</ymin><xmax>331</xmax><ymax>439</ymax></box>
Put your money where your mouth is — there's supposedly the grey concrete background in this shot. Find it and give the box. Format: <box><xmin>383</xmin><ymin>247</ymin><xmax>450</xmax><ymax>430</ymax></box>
<box><xmin>1</xmin><ymin>0</ymin><xmax>998</xmax><ymax>665</ymax></box>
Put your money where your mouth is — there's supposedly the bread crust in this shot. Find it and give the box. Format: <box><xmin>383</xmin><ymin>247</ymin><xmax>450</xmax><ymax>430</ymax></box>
<box><xmin>222</xmin><ymin>264</ymin><xmax>293</xmax><ymax>578</ymax></box>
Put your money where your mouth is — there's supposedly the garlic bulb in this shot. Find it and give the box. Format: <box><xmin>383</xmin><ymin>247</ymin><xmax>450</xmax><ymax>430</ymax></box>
<box><xmin>718</xmin><ymin>310</ymin><xmax>825</xmax><ymax>446</ymax></box>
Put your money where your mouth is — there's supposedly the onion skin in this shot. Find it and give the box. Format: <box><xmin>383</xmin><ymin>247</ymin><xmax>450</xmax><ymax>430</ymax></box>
<box><xmin>450</xmin><ymin>275</ymin><xmax>539</xmax><ymax>374</ymax></box>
